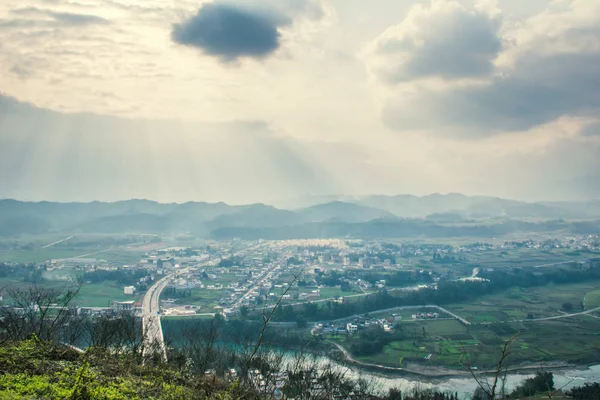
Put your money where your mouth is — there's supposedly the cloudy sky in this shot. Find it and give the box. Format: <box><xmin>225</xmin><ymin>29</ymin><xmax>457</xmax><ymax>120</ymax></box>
<box><xmin>1</xmin><ymin>0</ymin><xmax>599</xmax><ymax>205</ymax></box>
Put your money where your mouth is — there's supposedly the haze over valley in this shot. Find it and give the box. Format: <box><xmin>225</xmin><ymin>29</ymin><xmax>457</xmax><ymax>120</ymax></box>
<box><xmin>1</xmin><ymin>0</ymin><xmax>600</xmax><ymax>398</ymax></box>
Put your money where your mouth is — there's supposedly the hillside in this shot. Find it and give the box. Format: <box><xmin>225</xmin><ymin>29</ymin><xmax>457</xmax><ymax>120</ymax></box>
<box><xmin>297</xmin><ymin>201</ymin><xmax>398</xmax><ymax>223</ymax></box>
<box><xmin>1</xmin><ymin>196</ymin><xmax>599</xmax><ymax>238</ymax></box>
<box><xmin>0</xmin><ymin>339</ymin><xmax>437</xmax><ymax>399</ymax></box>
<box><xmin>0</xmin><ymin>339</ymin><xmax>248</xmax><ymax>400</ymax></box>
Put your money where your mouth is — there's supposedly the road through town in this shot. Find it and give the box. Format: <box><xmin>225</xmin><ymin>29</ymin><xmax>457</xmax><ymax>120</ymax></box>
<box><xmin>141</xmin><ymin>244</ymin><xmax>263</xmax><ymax>360</ymax></box>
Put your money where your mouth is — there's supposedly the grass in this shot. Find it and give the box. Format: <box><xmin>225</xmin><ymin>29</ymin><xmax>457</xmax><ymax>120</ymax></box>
<box><xmin>307</xmin><ymin>287</ymin><xmax>355</xmax><ymax>299</ymax></box>
<box><xmin>584</xmin><ymin>287</ymin><xmax>600</xmax><ymax>309</ymax></box>
<box><xmin>327</xmin><ymin>280</ymin><xmax>600</xmax><ymax>369</ymax></box>
<box><xmin>75</xmin><ymin>281</ymin><xmax>141</xmax><ymax>307</ymax></box>
<box><xmin>0</xmin><ymin>278</ymin><xmax>140</xmax><ymax>308</ymax></box>
<box><xmin>446</xmin><ymin>281</ymin><xmax>600</xmax><ymax>323</ymax></box>
<box><xmin>345</xmin><ymin>315</ymin><xmax>600</xmax><ymax>369</ymax></box>
<box><xmin>0</xmin><ymin>246</ymin><xmax>146</xmax><ymax>264</ymax></box>
<box><xmin>170</xmin><ymin>289</ymin><xmax>223</xmax><ymax>312</ymax></box>
<box><xmin>461</xmin><ymin>248</ymin><xmax>594</xmax><ymax>269</ymax></box>
<box><xmin>0</xmin><ymin>339</ymin><xmax>242</xmax><ymax>399</ymax></box>
<box><xmin>0</xmin><ymin>248</ymin><xmax>98</xmax><ymax>263</ymax></box>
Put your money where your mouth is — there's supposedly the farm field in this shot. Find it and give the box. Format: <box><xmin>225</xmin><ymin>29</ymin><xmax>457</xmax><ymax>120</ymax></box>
<box><xmin>445</xmin><ymin>280</ymin><xmax>600</xmax><ymax>323</ymax></box>
<box><xmin>75</xmin><ymin>281</ymin><xmax>141</xmax><ymax>307</ymax></box>
<box><xmin>584</xmin><ymin>287</ymin><xmax>600</xmax><ymax>309</ymax></box>
<box><xmin>303</xmin><ymin>286</ymin><xmax>357</xmax><ymax>299</ymax></box>
<box><xmin>0</xmin><ymin>248</ymin><xmax>97</xmax><ymax>263</ymax></box>
<box><xmin>0</xmin><ymin>278</ymin><xmax>138</xmax><ymax>308</ymax></box>
<box><xmin>327</xmin><ymin>280</ymin><xmax>600</xmax><ymax>370</ymax></box>
<box><xmin>460</xmin><ymin>248</ymin><xmax>595</xmax><ymax>269</ymax></box>
<box><xmin>0</xmin><ymin>233</ymin><xmax>160</xmax><ymax>264</ymax></box>
<box><xmin>0</xmin><ymin>244</ymin><xmax>148</xmax><ymax>264</ymax></box>
<box><xmin>168</xmin><ymin>288</ymin><xmax>223</xmax><ymax>313</ymax></box>
<box><xmin>331</xmin><ymin>315</ymin><xmax>600</xmax><ymax>370</ymax></box>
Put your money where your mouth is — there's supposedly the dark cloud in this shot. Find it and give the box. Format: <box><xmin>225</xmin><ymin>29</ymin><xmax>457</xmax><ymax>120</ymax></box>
<box><xmin>376</xmin><ymin>1</ymin><xmax>600</xmax><ymax>137</ymax></box>
<box><xmin>370</xmin><ymin>2</ymin><xmax>502</xmax><ymax>82</ymax></box>
<box><xmin>383</xmin><ymin>50</ymin><xmax>600</xmax><ymax>136</ymax></box>
<box><xmin>171</xmin><ymin>2</ymin><xmax>292</xmax><ymax>61</ymax></box>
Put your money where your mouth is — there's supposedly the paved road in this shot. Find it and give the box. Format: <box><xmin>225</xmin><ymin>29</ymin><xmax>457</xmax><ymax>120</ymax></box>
<box><xmin>507</xmin><ymin>306</ymin><xmax>600</xmax><ymax>323</ymax></box>
<box><xmin>251</xmin><ymin>285</ymin><xmax>425</xmax><ymax>311</ymax></box>
<box><xmin>227</xmin><ymin>264</ymin><xmax>281</xmax><ymax>312</ymax></box>
<box><xmin>141</xmin><ymin>244</ymin><xmax>263</xmax><ymax>360</ymax></box>
<box><xmin>324</xmin><ymin>304</ymin><xmax>471</xmax><ymax>325</ymax></box>
<box><xmin>42</xmin><ymin>235</ymin><xmax>75</xmax><ymax>248</ymax></box>
<box><xmin>141</xmin><ymin>273</ymin><xmax>174</xmax><ymax>360</ymax></box>
<box><xmin>532</xmin><ymin>258</ymin><xmax>597</xmax><ymax>268</ymax></box>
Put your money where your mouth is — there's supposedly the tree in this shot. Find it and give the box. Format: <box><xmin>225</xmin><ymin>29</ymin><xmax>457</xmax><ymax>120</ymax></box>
<box><xmin>568</xmin><ymin>382</ymin><xmax>600</xmax><ymax>399</ymax></box>
<box><xmin>240</xmin><ymin>306</ymin><xmax>249</xmax><ymax>318</ymax></box>
<box><xmin>0</xmin><ymin>285</ymin><xmax>80</xmax><ymax>344</ymax></box>
<box><xmin>295</xmin><ymin>315</ymin><xmax>308</xmax><ymax>329</ymax></box>
<box><xmin>562</xmin><ymin>302</ymin><xmax>573</xmax><ymax>312</ymax></box>
<box><xmin>510</xmin><ymin>371</ymin><xmax>555</xmax><ymax>398</ymax></box>
<box><xmin>466</xmin><ymin>334</ymin><xmax>518</xmax><ymax>400</ymax></box>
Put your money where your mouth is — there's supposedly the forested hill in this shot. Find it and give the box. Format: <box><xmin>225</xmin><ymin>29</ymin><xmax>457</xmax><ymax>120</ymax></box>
<box><xmin>1</xmin><ymin>197</ymin><xmax>599</xmax><ymax>238</ymax></box>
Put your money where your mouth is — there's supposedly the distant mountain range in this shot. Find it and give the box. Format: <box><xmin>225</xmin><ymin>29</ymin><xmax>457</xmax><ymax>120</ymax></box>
<box><xmin>1</xmin><ymin>195</ymin><xmax>599</xmax><ymax>239</ymax></box>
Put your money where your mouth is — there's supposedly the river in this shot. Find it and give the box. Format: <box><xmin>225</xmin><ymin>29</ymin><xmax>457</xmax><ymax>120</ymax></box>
<box><xmin>362</xmin><ymin>364</ymin><xmax>600</xmax><ymax>397</ymax></box>
<box><xmin>284</xmin><ymin>353</ymin><xmax>600</xmax><ymax>398</ymax></box>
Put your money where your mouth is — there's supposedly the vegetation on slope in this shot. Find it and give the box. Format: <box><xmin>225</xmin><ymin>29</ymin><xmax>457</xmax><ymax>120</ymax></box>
<box><xmin>0</xmin><ymin>338</ymin><xmax>250</xmax><ymax>400</ymax></box>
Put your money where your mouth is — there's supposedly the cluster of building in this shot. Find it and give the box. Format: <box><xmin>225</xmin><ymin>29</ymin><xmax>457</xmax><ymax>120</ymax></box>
<box><xmin>26</xmin><ymin>234</ymin><xmax>599</xmax><ymax>320</ymax></box>
<box><xmin>312</xmin><ymin>314</ymin><xmax>403</xmax><ymax>336</ymax></box>
<box><xmin>411</xmin><ymin>312</ymin><xmax>439</xmax><ymax>320</ymax></box>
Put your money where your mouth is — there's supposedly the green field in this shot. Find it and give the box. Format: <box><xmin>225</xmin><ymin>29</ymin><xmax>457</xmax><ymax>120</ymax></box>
<box><xmin>0</xmin><ymin>278</ymin><xmax>141</xmax><ymax>308</ymax></box>
<box><xmin>75</xmin><ymin>281</ymin><xmax>141</xmax><ymax>307</ymax></box>
<box><xmin>169</xmin><ymin>289</ymin><xmax>223</xmax><ymax>312</ymax></box>
<box><xmin>0</xmin><ymin>246</ymin><xmax>147</xmax><ymax>264</ymax></box>
<box><xmin>0</xmin><ymin>248</ymin><xmax>96</xmax><ymax>263</ymax></box>
<box><xmin>446</xmin><ymin>281</ymin><xmax>600</xmax><ymax>323</ymax></box>
<box><xmin>0</xmin><ymin>233</ymin><xmax>157</xmax><ymax>264</ymax></box>
<box><xmin>333</xmin><ymin>314</ymin><xmax>600</xmax><ymax>369</ymax></box>
<box><xmin>584</xmin><ymin>287</ymin><xmax>600</xmax><ymax>309</ymax></box>
<box><xmin>301</xmin><ymin>286</ymin><xmax>356</xmax><ymax>299</ymax></box>
<box><xmin>327</xmin><ymin>280</ymin><xmax>600</xmax><ymax>369</ymax></box>
<box><xmin>459</xmin><ymin>248</ymin><xmax>595</xmax><ymax>269</ymax></box>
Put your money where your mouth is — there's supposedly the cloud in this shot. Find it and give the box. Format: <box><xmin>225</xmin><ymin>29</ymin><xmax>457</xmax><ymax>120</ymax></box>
<box><xmin>172</xmin><ymin>3</ymin><xmax>288</xmax><ymax>61</ymax></box>
<box><xmin>580</xmin><ymin>122</ymin><xmax>600</xmax><ymax>137</ymax></box>
<box><xmin>367</xmin><ymin>1</ymin><xmax>503</xmax><ymax>83</ymax></box>
<box><xmin>171</xmin><ymin>1</ymin><xmax>321</xmax><ymax>61</ymax></box>
<box><xmin>379</xmin><ymin>0</ymin><xmax>600</xmax><ymax>137</ymax></box>
<box><xmin>9</xmin><ymin>64</ymin><xmax>35</xmax><ymax>79</ymax></box>
<box><xmin>10</xmin><ymin>7</ymin><xmax>110</xmax><ymax>26</ymax></box>
<box><xmin>50</xmin><ymin>11</ymin><xmax>109</xmax><ymax>25</ymax></box>
<box><xmin>383</xmin><ymin>52</ymin><xmax>600</xmax><ymax>136</ymax></box>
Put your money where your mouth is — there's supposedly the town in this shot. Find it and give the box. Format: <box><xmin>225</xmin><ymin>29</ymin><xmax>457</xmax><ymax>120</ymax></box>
<box><xmin>3</xmin><ymin>235</ymin><xmax>597</xmax><ymax>323</ymax></box>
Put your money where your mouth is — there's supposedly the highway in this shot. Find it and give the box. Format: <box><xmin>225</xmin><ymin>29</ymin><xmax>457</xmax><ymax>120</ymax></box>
<box><xmin>141</xmin><ymin>243</ymin><xmax>263</xmax><ymax>360</ymax></box>
<box><xmin>141</xmin><ymin>272</ymin><xmax>173</xmax><ymax>360</ymax></box>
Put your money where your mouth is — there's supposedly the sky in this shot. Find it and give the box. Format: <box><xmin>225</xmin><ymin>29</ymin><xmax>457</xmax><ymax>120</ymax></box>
<box><xmin>1</xmin><ymin>0</ymin><xmax>599</xmax><ymax>205</ymax></box>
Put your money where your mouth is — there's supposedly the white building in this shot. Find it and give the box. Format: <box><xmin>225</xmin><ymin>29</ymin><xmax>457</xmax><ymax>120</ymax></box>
<box><xmin>112</xmin><ymin>301</ymin><xmax>135</xmax><ymax>312</ymax></box>
<box><xmin>346</xmin><ymin>323</ymin><xmax>358</xmax><ymax>333</ymax></box>
<box><xmin>124</xmin><ymin>286</ymin><xmax>136</xmax><ymax>295</ymax></box>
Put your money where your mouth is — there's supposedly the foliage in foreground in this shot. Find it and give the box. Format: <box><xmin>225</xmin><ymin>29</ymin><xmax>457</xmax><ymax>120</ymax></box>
<box><xmin>0</xmin><ymin>339</ymin><xmax>469</xmax><ymax>400</ymax></box>
<box><xmin>0</xmin><ymin>338</ymin><xmax>252</xmax><ymax>400</ymax></box>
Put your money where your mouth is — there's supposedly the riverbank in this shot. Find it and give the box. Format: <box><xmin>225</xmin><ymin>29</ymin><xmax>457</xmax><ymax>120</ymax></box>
<box><xmin>326</xmin><ymin>340</ymin><xmax>594</xmax><ymax>381</ymax></box>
